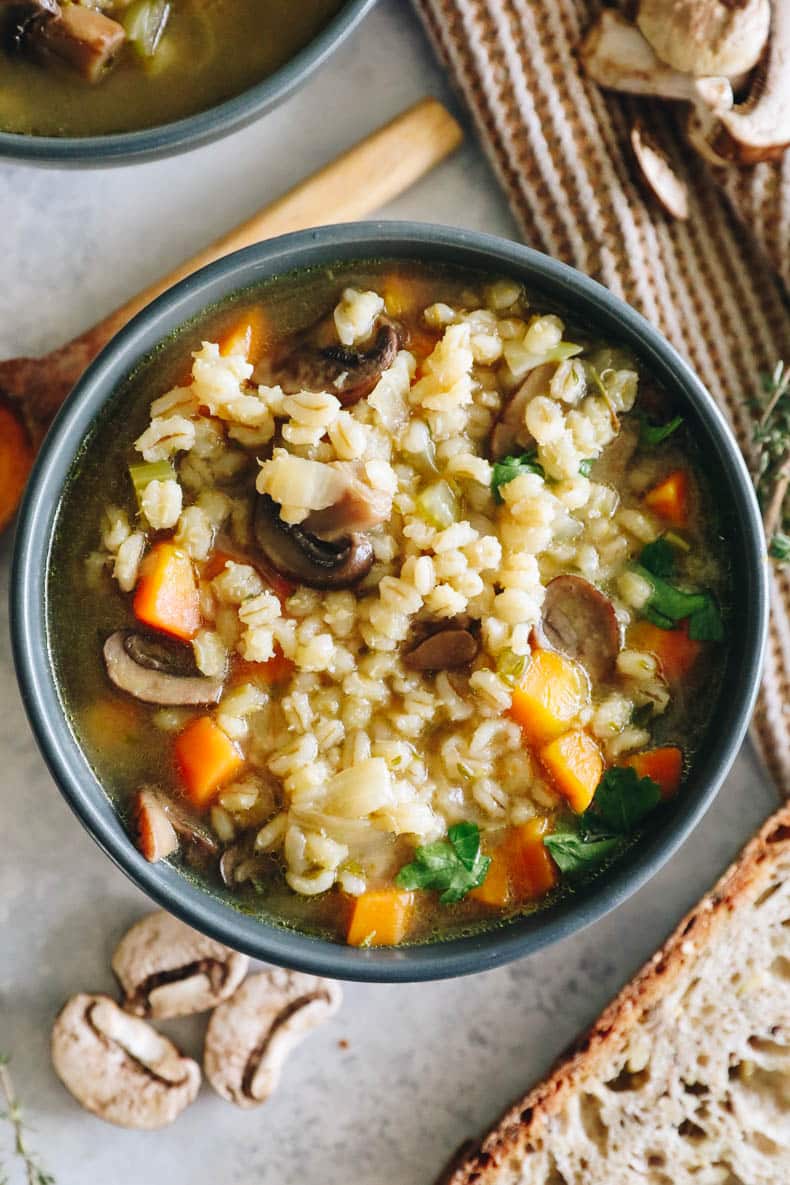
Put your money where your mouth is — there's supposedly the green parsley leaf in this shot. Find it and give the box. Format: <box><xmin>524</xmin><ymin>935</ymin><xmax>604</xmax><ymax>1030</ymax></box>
<box><xmin>634</xmin><ymin>564</ymin><xmax>724</xmax><ymax>642</ymax></box>
<box><xmin>447</xmin><ymin>821</ymin><xmax>483</xmax><ymax>871</ymax></box>
<box><xmin>639</xmin><ymin>537</ymin><xmax>675</xmax><ymax>578</ymax></box>
<box><xmin>578</xmin><ymin>458</ymin><xmax>594</xmax><ymax>477</ymax></box>
<box><xmin>639</xmin><ymin>414</ymin><xmax>684</xmax><ymax>447</ymax></box>
<box><xmin>544</xmin><ymin>831</ymin><xmax>622</xmax><ymax>875</ymax></box>
<box><xmin>395</xmin><ymin>822</ymin><xmax>491</xmax><ymax>904</ymax></box>
<box><xmin>634</xmin><ymin>565</ymin><xmax>706</xmax><ymax>621</ymax></box>
<box><xmin>491</xmin><ymin>452</ymin><xmax>545</xmax><ymax>503</ymax></box>
<box><xmin>687</xmin><ymin>597</ymin><xmax>724</xmax><ymax>642</ymax></box>
<box><xmin>586</xmin><ymin>767</ymin><xmax>661</xmax><ymax>834</ymax></box>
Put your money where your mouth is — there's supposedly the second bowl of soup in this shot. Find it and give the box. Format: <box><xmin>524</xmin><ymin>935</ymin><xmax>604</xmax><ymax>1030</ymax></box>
<box><xmin>0</xmin><ymin>0</ymin><xmax>375</xmax><ymax>163</ymax></box>
<box><xmin>12</xmin><ymin>224</ymin><xmax>767</xmax><ymax>980</ymax></box>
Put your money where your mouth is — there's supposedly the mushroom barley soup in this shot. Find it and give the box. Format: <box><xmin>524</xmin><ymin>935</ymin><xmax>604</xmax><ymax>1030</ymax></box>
<box><xmin>50</xmin><ymin>262</ymin><xmax>730</xmax><ymax>947</ymax></box>
<box><xmin>0</xmin><ymin>0</ymin><xmax>343</xmax><ymax>137</ymax></box>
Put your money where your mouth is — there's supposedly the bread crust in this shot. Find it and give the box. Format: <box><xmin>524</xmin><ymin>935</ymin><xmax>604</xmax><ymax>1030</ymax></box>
<box><xmin>437</xmin><ymin>804</ymin><xmax>790</xmax><ymax>1184</ymax></box>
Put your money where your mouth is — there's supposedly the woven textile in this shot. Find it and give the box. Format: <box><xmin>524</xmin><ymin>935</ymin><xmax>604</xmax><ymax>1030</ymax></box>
<box><xmin>413</xmin><ymin>0</ymin><xmax>790</xmax><ymax>795</ymax></box>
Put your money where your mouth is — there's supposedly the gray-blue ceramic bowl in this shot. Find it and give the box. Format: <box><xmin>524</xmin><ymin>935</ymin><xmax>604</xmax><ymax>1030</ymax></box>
<box><xmin>11</xmin><ymin>223</ymin><xmax>768</xmax><ymax>981</ymax></box>
<box><xmin>0</xmin><ymin>0</ymin><xmax>376</xmax><ymax>166</ymax></box>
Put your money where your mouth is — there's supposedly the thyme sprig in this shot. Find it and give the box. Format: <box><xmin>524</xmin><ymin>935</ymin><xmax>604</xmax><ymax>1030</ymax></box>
<box><xmin>0</xmin><ymin>1055</ymin><xmax>55</xmax><ymax>1185</ymax></box>
<box><xmin>752</xmin><ymin>361</ymin><xmax>790</xmax><ymax>563</ymax></box>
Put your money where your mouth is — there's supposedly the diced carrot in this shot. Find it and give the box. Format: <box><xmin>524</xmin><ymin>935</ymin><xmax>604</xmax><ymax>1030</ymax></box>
<box><xmin>623</xmin><ymin>747</ymin><xmax>683</xmax><ymax>799</ymax></box>
<box><xmin>217</xmin><ymin>306</ymin><xmax>270</xmax><ymax>364</ymax></box>
<box><xmin>509</xmin><ymin>650</ymin><xmax>589</xmax><ymax>747</ymax></box>
<box><xmin>407</xmin><ymin>327</ymin><xmax>441</xmax><ymax>362</ymax></box>
<box><xmin>201</xmin><ymin>548</ymin><xmax>296</xmax><ymax>605</ymax></box>
<box><xmin>0</xmin><ymin>403</ymin><xmax>35</xmax><ymax>532</ymax></box>
<box><xmin>232</xmin><ymin>648</ymin><xmax>295</xmax><ymax>687</ymax></box>
<box><xmin>134</xmin><ymin>542</ymin><xmax>201</xmax><ymax>641</ymax></box>
<box><xmin>539</xmin><ymin>729</ymin><xmax>603</xmax><ymax>814</ymax></box>
<box><xmin>644</xmin><ymin>469</ymin><xmax>689</xmax><ymax>527</ymax></box>
<box><xmin>174</xmin><ymin>715</ymin><xmax>244</xmax><ymax>809</ymax></box>
<box><xmin>470</xmin><ymin>818</ymin><xmax>557</xmax><ymax>907</ymax></box>
<box><xmin>468</xmin><ymin>847</ymin><xmax>511</xmax><ymax>907</ymax></box>
<box><xmin>508</xmin><ymin>818</ymin><xmax>558</xmax><ymax>899</ymax></box>
<box><xmin>346</xmin><ymin>889</ymin><xmax>415</xmax><ymax>947</ymax></box>
<box><xmin>628</xmin><ymin>619</ymin><xmax>702</xmax><ymax>681</ymax></box>
<box><xmin>201</xmin><ymin>549</ymin><xmax>238</xmax><ymax>582</ymax></box>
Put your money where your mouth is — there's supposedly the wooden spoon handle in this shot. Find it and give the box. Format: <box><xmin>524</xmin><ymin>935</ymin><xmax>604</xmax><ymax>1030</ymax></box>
<box><xmin>1</xmin><ymin>99</ymin><xmax>462</xmax><ymax>432</ymax></box>
<box><xmin>84</xmin><ymin>98</ymin><xmax>462</xmax><ymax>350</ymax></box>
<box><xmin>0</xmin><ymin>99</ymin><xmax>462</xmax><ymax>531</ymax></box>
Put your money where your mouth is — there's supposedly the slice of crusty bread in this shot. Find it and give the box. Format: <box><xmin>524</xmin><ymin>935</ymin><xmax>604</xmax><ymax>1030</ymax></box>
<box><xmin>439</xmin><ymin>805</ymin><xmax>790</xmax><ymax>1185</ymax></box>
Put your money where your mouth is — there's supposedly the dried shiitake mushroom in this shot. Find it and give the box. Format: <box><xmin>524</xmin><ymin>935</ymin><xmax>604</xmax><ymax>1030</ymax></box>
<box><xmin>51</xmin><ymin>994</ymin><xmax>200</xmax><ymax>1129</ymax></box>
<box><xmin>204</xmin><ymin>970</ymin><xmax>342</xmax><ymax>1107</ymax></box>
<box><xmin>112</xmin><ymin>910</ymin><xmax>249</xmax><ymax>1020</ymax></box>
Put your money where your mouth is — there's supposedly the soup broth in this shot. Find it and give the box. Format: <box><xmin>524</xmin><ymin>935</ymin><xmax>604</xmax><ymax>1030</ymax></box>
<box><xmin>0</xmin><ymin>0</ymin><xmax>344</xmax><ymax>137</ymax></box>
<box><xmin>49</xmin><ymin>260</ymin><xmax>731</xmax><ymax>946</ymax></box>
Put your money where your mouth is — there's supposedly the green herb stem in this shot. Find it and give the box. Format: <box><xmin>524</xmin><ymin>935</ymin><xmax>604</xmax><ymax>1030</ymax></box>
<box><xmin>0</xmin><ymin>1055</ymin><xmax>55</xmax><ymax>1185</ymax></box>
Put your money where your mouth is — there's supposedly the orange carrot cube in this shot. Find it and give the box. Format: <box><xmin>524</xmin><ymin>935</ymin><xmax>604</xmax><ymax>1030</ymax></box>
<box><xmin>539</xmin><ymin>729</ymin><xmax>603</xmax><ymax>813</ymax></box>
<box><xmin>623</xmin><ymin>747</ymin><xmax>683</xmax><ymax>799</ymax></box>
<box><xmin>134</xmin><ymin>542</ymin><xmax>201</xmax><ymax>642</ymax></box>
<box><xmin>174</xmin><ymin>716</ymin><xmax>244</xmax><ymax>809</ymax></box>
<box><xmin>346</xmin><ymin>889</ymin><xmax>415</xmax><ymax>947</ymax></box>
<box><xmin>644</xmin><ymin>469</ymin><xmax>689</xmax><ymax>527</ymax></box>
<box><xmin>510</xmin><ymin>650</ymin><xmax>589</xmax><ymax>747</ymax></box>
<box><xmin>628</xmin><ymin>619</ymin><xmax>702</xmax><ymax>681</ymax></box>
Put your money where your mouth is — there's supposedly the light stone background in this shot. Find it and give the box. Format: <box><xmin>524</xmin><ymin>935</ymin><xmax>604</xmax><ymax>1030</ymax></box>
<box><xmin>0</xmin><ymin>3</ymin><xmax>780</xmax><ymax>1183</ymax></box>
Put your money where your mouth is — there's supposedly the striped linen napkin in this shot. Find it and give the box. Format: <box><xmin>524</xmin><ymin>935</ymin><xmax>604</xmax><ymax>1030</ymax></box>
<box><xmin>413</xmin><ymin>0</ymin><xmax>790</xmax><ymax>795</ymax></box>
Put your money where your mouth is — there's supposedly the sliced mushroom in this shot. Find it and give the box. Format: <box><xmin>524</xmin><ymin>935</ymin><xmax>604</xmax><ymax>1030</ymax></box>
<box><xmin>707</xmin><ymin>1</ymin><xmax>790</xmax><ymax>163</ymax></box>
<box><xmin>134</xmin><ymin>788</ymin><xmax>178</xmax><ymax>863</ymax></box>
<box><xmin>132</xmin><ymin>786</ymin><xmax>219</xmax><ymax>862</ymax></box>
<box><xmin>490</xmin><ymin>363</ymin><xmax>554</xmax><ymax>460</ymax></box>
<box><xmin>300</xmin><ymin>471</ymin><xmax>392</xmax><ymax>541</ymax></box>
<box><xmin>536</xmin><ymin>575</ymin><xmax>621</xmax><ymax>681</ymax></box>
<box><xmin>112</xmin><ymin>910</ymin><xmax>249</xmax><ymax>1020</ymax></box>
<box><xmin>51</xmin><ymin>994</ymin><xmax>200</xmax><ymax>1129</ymax></box>
<box><xmin>404</xmin><ymin>626</ymin><xmax>479</xmax><ymax>671</ymax></box>
<box><xmin>637</xmin><ymin>0</ymin><xmax>771</xmax><ymax>79</ymax></box>
<box><xmin>103</xmin><ymin>631</ymin><xmax>224</xmax><ymax>706</ymax></box>
<box><xmin>204</xmin><ymin>970</ymin><xmax>342</xmax><ymax>1108</ymax></box>
<box><xmin>630</xmin><ymin>122</ymin><xmax>689</xmax><ymax>220</ymax></box>
<box><xmin>254</xmin><ymin>494</ymin><xmax>374</xmax><ymax>589</ymax></box>
<box><xmin>580</xmin><ymin>10</ymin><xmax>736</xmax><ymax>106</ymax></box>
<box><xmin>276</xmin><ymin>323</ymin><xmax>399</xmax><ymax>407</ymax></box>
<box><xmin>24</xmin><ymin>2</ymin><xmax>126</xmax><ymax>81</ymax></box>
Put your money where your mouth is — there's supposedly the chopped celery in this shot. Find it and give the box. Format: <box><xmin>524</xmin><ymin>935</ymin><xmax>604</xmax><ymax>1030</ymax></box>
<box><xmin>496</xmin><ymin>648</ymin><xmax>528</xmax><ymax>686</ymax></box>
<box><xmin>122</xmin><ymin>0</ymin><xmax>171</xmax><ymax>58</ymax></box>
<box><xmin>415</xmin><ymin>480</ymin><xmax>458</xmax><ymax>529</ymax></box>
<box><xmin>503</xmin><ymin>340</ymin><xmax>582</xmax><ymax>380</ymax></box>
<box><xmin>401</xmin><ymin>420</ymin><xmax>438</xmax><ymax>475</ymax></box>
<box><xmin>129</xmin><ymin>460</ymin><xmax>175</xmax><ymax>510</ymax></box>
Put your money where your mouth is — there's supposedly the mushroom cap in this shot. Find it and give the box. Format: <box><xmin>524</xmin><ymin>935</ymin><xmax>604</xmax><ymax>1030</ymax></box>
<box><xmin>254</xmin><ymin>494</ymin><xmax>375</xmax><ymax>590</ymax></box>
<box><xmin>489</xmin><ymin>362</ymin><xmax>554</xmax><ymax>460</ymax></box>
<box><xmin>204</xmin><ymin>970</ymin><xmax>342</xmax><ymax>1108</ymax></box>
<box><xmin>714</xmin><ymin>0</ymin><xmax>790</xmax><ymax>161</ymax></box>
<box><xmin>403</xmin><ymin>625</ymin><xmax>479</xmax><ymax>671</ymax></box>
<box><xmin>103</xmin><ymin>630</ymin><xmax>224</xmax><ymax>706</ymax></box>
<box><xmin>630</xmin><ymin>122</ymin><xmax>690</xmax><ymax>220</ymax></box>
<box><xmin>51</xmin><ymin>994</ymin><xmax>200</xmax><ymax>1129</ymax></box>
<box><xmin>637</xmin><ymin>0</ymin><xmax>771</xmax><ymax>78</ymax></box>
<box><xmin>535</xmin><ymin>575</ymin><xmax>621</xmax><ymax>681</ymax></box>
<box><xmin>112</xmin><ymin>910</ymin><xmax>249</xmax><ymax>1020</ymax></box>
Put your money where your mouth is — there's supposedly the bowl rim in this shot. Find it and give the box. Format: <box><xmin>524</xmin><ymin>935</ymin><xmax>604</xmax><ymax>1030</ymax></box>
<box><xmin>0</xmin><ymin>0</ymin><xmax>377</xmax><ymax>166</ymax></box>
<box><xmin>11</xmin><ymin>221</ymin><xmax>768</xmax><ymax>981</ymax></box>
